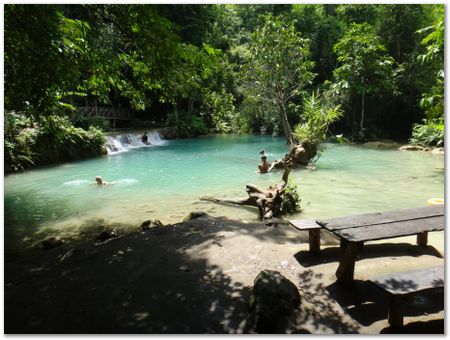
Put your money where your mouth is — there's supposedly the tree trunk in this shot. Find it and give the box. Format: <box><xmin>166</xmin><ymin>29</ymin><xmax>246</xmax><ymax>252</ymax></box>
<box><xmin>200</xmin><ymin>165</ymin><xmax>291</xmax><ymax>220</ymax></box>
<box><xmin>360</xmin><ymin>91</ymin><xmax>365</xmax><ymax>135</ymax></box>
<box><xmin>279</xmin><ymin>100</ymin><xmax>295</xmax><ymax>145</ymax></box>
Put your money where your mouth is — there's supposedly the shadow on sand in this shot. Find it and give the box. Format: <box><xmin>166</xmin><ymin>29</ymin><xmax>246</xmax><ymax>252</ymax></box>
<box><xmin>4</xmin><ymin>214</ymin><xmax>323</xmax><ymax>334</ymax></box>
<box><xmin>294</xmin><ymin>242</ymin><xmax>442</xmax><ymax>268</ymax></box>
<box><xmin>326</xmin><ymin>279</ymin><xmax>444</xmax><ymax>331</ymax></box>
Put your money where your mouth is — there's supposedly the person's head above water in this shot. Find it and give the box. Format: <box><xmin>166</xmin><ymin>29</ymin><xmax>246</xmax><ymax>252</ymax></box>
<box><xmin>95</xmin><ymin>176</ymin><xmax>104</xmax><ymax>185</ymax></box>
<box><xmin>261</xmin><ymin>155</ymin><xmax>267</xmax><ymax>161</ymax></box>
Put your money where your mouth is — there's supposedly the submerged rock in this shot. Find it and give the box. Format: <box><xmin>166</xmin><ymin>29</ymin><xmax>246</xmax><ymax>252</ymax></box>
<box><xmin>247</xmin><ymin>270</ymin><xmax>301</xmax><ymax>333</ymax></box>
<box><xmin>42</xmin><ymin>237</ymin><xmax>64</xmax><ymax>250</ymax></box>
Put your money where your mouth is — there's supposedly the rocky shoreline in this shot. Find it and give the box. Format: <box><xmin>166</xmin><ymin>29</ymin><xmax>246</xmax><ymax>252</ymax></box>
<box><xmin>362</xmin><ymin>139</ymin><xmax>444</xmax><ymax>154</ymax></box>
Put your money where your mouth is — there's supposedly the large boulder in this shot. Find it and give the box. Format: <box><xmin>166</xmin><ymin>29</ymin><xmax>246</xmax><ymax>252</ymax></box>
<box><xmin>246</xmin><ymin>270</ymin><xmax>301</xmax><ymax>333</ymax></box>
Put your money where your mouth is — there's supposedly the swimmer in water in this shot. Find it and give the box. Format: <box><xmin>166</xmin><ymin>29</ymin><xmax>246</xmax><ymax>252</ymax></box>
<box><xmin>95</xmin><ymin>176</ymin><xmax>114</xmax><ymax>186</ymax></box>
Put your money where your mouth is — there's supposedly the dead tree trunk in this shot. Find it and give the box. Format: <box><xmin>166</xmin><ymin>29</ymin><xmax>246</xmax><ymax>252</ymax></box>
<box><xmin>268</xmin><ymin>140</ymin><xmax>318</xmax><ymax>171</ymax></box>
<box><xmin>201</xmin><ymin>164</ymin><xmax>292</xmax><ymax>220</ymax></box>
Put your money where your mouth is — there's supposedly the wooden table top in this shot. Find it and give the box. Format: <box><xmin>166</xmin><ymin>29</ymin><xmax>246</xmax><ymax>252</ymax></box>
<box><xmin>316</xmin><ymin>205</ymin><xmax>444</xmax><ymax>243</ymax></box>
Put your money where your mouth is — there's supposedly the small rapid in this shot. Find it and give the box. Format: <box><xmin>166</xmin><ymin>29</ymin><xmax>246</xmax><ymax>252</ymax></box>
<box><xmin>105</xmin><ymin>131</ymin><xmax>167</xmax><ymax>154</ymax></box>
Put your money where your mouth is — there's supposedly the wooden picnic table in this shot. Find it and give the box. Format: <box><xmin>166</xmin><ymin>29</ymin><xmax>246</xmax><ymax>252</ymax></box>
<box><xmin>369</xmin><ymin>265</ymin><xmax>444</xmax><ymax>327</ymax></box>
<box><xmin>290</xmin><ymin>205</ymin><xmax>444</xmax><ymax>285</ymax></box>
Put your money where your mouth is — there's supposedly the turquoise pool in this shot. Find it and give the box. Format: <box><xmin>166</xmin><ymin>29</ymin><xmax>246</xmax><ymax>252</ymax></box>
<box><xmin>4</xmin><ymin>134</ymin><xmax>444</xmax><ymax>248</ymax></box>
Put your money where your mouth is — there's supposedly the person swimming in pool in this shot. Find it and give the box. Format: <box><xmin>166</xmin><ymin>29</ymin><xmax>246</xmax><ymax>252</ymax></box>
<box><xmin>95</xmin><ymin>176</ymin><xmax>114</xmax><ymax>186</ymax></box>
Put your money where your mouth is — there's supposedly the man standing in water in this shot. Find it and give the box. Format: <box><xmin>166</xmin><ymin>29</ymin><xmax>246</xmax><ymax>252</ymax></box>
<box><xmin>142</xmin><ymin>131</ymin><xmax>149</xmax><ymax>144</ymax></box>
<box><xmin>257</xmin><ymin>155</ymin><xmax>271</xmax><ymax>174</ymax></box>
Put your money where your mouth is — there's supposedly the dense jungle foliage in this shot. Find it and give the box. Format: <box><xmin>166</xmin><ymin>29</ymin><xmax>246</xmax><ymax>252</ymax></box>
<box><xmin>4</xmin><ymin>4</ymin><xmax>444</xmax><ymax>171</ymax></box>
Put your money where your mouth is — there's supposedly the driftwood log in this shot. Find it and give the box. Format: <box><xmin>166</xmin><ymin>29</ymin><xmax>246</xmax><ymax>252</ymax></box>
<box><xmin>201</xmin><ymin>164</ymin><xmax>292</xmax><ymax>220</ymax></box>
<box><xmin>269</xmin><ymin>141</ymin><xmax>318</xmax><ymax>171</ymax></box>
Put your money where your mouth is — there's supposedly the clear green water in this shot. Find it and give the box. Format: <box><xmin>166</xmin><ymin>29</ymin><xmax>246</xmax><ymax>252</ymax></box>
<box><xmin>4</xmin><ymin>134</ymin><xmax>444</xmax><ymax>248</ymax></box>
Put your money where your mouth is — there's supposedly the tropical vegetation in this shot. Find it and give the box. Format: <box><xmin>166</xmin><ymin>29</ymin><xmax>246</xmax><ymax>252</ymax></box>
<box><xmin>4</xmin><ymin>4</ymin><xmax>444</xmax><ymax>171</ymax></box>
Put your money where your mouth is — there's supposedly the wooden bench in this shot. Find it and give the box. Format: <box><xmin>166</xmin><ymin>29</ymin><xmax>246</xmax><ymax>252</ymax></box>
<box><xmin>288</xmin><ymin>219</ymin><xmax>321</xmax><ymax>253</ymax></box>
<box><xmin>290</xmin><ymin>205</ymin><xmax>444</xmax><ymax>285</ymax></box>
<box><xmin>369</xmin><ymin>266</ymin><xmax>444</xmax><ymax>327</ymax></box>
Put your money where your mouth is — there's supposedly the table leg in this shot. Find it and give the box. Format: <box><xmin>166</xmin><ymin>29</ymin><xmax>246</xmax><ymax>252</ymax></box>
<box><xmin>340</xmin><ymin>239</ymin><xmax>349</xmax><ymax>256</ymax></box>
<box><xmin>309</xmin><ymin>229</ymin><xmax>321</xmax><ymax>253</ymax></box>
<box><xmin>417</xmin><ymin>232</ymin><xmax>428</xmax><ymax>246</ymax></box>
<box><xmin>388</xmin><ymin>295</ymin><xmax>405</xmax><ymax>328</ymax></box>
<box><xmin>336</xmin><ymin>242</ymin><xmax>363</xmax><ymax>285</ymax></box>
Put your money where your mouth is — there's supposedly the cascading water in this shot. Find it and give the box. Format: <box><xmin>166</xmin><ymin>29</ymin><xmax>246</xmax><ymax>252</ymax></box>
<box><xmin>105</xmin><ymin>131</ymin><xmax>167</xmax><ymax>154</ymax></box>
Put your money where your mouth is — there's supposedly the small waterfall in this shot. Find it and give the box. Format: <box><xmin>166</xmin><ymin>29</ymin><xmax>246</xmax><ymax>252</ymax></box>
<box><xmin>105</xmin><ymin>131</ymin><xmax>167</xmax><ymax>154</ymax></box>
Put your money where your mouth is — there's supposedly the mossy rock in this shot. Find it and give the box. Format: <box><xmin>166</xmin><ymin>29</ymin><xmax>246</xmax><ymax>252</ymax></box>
<box><xmin>247</xmin><ymin>270</ymin><xmax>301</xmax><ymax>333</ymax></box>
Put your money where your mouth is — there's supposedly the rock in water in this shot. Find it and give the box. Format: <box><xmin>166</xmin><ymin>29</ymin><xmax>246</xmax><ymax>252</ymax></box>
<box><xmin>399</xmin><ymin>145</ymin><xmax>426</xmax><ymax>151</ymax></box>
<box><xmin>432</xmin><ymin>147</ymin><xmax>444</xmax><ymax>154</ymax></box>
<box><xmin>183</xmin><ymin>211</ymin><xmax>208</xmax><ymax>221</ymax></box>
<box><xmin>42</xmin><ymin>237</ymin><xmax>64</xmax><ymax>250</ymax></box>
<box><xmin>140</xmin><ymin>220</ymin><xmax>151</xmax><ymax>231</ymax></box>
<box><xmin>247</xmin><ymin>270</ymin><xmax>301</xmax><ymax>333</ymax></box>
<box><xmin>363</xmin><ymin>140</ymin><xmax>400</xmax><ymax>148</ymax></box>
<box><xmin>95</xmin><ymin>229</ymin><xmax>118</xmax><ymax>243</ymax></box>
<box><xmin>139</xmin><ymin>220</ymin><xmax>164</xmax><ymax>231</ymax></box>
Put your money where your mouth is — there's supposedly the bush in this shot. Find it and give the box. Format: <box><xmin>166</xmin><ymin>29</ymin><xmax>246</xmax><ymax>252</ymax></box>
<box><xmin>201</xmin><ymin>88</ymin><xmax>236</xmax><ymax>133</ymax></box>
<box><xmin>4</xmin><ymin>112</ymin><xmax>37</xmax><ymax>172</ymax></box>
<box><xmin>166</xmin><ymin>112</ymin><xmax>208</xmax><ymax>138</ymax></box>
<box><xmin>34</xmin><ymin>115</ymin><xmax>106</xmax><ymax>164</ymax></box>
<box><xmin>72</xmin><ymin>116</ymin><xmax>112</xmax><ymax>130</ymax></box>
<box><xmin>5</xmin><ymin>112</ymin><xmax>106</xmax><ymax>172</ymax></box>
<box><xmin>293</xmin><ymin>92</ymin><xmax>343</xmax><ymax>145</ymax></box>
<box><xmin>409</xmin><ymin>119</ymin><xmax>444</xmax><ymax>147</ymax></box>
<box><xmin>280</xmin><ymin>184</ymin><xmax>301</xmax><ymax>214</ymax></box>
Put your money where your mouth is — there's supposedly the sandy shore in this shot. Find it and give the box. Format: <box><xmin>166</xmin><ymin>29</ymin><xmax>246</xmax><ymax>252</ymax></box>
<box><xmin>4</xmin><ymin>214</ymin><xmax>444</xmax><ymax>334</ymax></box>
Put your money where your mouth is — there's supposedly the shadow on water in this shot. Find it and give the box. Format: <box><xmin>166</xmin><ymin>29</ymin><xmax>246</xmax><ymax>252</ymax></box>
<box><xmin>294</xmin><ymin>242</ymin><xmax>442</xmax><ymax>268</ymax></box>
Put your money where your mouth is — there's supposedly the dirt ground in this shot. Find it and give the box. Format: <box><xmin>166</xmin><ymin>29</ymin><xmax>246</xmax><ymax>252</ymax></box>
<box><xmin>4</xmin><ymin>214</ymin><xmax>444</xmax><ymax>334</ymax></box>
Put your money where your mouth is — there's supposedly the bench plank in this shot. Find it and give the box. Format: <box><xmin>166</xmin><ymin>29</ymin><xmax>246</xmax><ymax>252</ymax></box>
<box><xmin>370</xmin><ymin>266</ymin><xmax>444</xmax><ymax>296</ymax></box>
<box><xmin>288</xmin><ymin>219</ymin><xmax>322</xmax><ymax>253</ymax></box>
<box><xmin>289</xmin><ymin>219</ymin><xmax>321</xmax><ymax>230</ymax></box>
<box><xmin>333</xmin><ymin>215</ymin><xmax>444</xmax><ymax>242</ymax></box>
<box><xmin>317</xmin><ymin>205</ymin><xmax>443</xmax><ymax>231</ymax></box>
